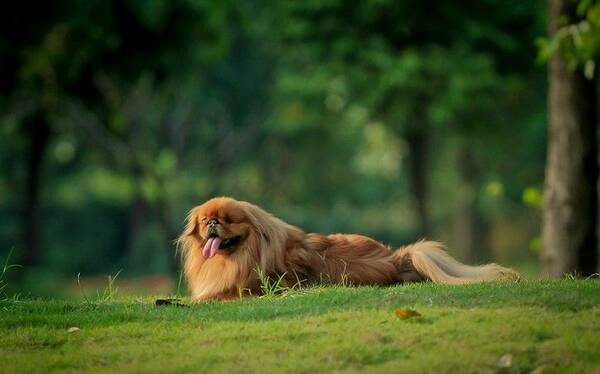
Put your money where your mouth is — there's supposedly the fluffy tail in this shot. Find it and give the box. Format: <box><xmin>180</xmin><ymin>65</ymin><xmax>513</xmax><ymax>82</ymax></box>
<box><xmin>394</xmin><ymin>240</ymin><xmax>520</xmax><ymax>284</ymax></box>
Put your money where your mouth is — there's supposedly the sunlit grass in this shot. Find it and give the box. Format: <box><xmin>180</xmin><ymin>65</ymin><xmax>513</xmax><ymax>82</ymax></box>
<box><xmin>1</xmin><ymin>280</ymin><xmax>599</xmax><ymax>373</ymax></box>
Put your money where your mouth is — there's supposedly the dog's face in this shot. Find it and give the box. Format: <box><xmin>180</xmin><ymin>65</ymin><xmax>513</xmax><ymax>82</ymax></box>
<box><xmin>183</xmin><ymin>197</ymin><xmax>255</xmax><ymax>259</ymax></box>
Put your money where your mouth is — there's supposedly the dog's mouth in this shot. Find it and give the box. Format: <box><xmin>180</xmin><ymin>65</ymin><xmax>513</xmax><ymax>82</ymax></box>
<box><xmin>202</xmin><ymin>234</ymin><xmax>242</xmax><ymax>259</ymax></box>
<box><xmin>218</xmin><ymin>235</ymin><xmax>241</xmax><ymax>249</ymax></box>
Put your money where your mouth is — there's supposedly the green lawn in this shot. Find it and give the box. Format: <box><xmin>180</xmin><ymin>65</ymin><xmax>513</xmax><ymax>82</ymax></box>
<box><xmin>1</xmin><ymin>280</ymin><xmax>599</xmax><ymax>373</ymax></box>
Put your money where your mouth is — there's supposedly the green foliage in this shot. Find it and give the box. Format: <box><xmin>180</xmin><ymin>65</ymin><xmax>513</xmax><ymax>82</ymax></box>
<box><xmin>538</xmin><ymin>0</ymin><xmax>600</xmax><ymax>77</ymax></box>
<box><xmin>97</xmin><ymin>270</ymin><xmax>122</xmax><ymax>303</ymax></box>
<box><xmin>254</xmin><ymin>268</ymin><xmax>299</xmax><ymax>299</ymax></box>
<box><xmin>175</xmin><ymin>270</ymin><xmax>185</xmax><ymax>299</ymax></box>
<box><xmin>522</xmin><ymin>187</ymin><xmax>543</xmax><ymax>209</ymax></box>
<box><xmin>76</xmin><ymin>269</ymin><xmax>122</xmax><ymax>304</ymax></box>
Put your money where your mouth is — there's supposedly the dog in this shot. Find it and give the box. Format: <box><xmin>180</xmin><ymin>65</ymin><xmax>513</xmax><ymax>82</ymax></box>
<box><xmin>177</xmin><ymin>197</ymin><xmax>519</xmax><ymax>301</ymax></box>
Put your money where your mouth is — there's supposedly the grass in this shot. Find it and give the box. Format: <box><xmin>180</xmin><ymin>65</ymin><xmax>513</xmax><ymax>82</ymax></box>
<box><xmin>255</xmin><ymin>267</ymin><xmax>301</xmax><ymax>298</ymax></box>
<box><xmin>1</xmin><ymin>248</ymin><xmax>21</xmax><ymax>300</ymax></box>
<box><xmin>1</xmin><ymin>280</ymin><xmax>599</xmax><ymax>373</ymax></box>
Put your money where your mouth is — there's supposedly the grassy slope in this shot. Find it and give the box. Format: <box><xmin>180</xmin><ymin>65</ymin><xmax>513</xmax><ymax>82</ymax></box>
<box><xmin>1</xmin><ymin>280</ymin><xmax>599</xmax><ymax>373</ymax></box>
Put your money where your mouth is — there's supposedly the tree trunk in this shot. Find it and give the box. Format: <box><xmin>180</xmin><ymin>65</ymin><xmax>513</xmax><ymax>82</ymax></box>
<box><xmin>21</xmin><ymin>114</ymin><xmax>50</xmax><ymax>267</ymax></box>
<box><xmin>454</xmin><ymin>146</ymin><xmax>490</xmax><ymax>263</ymax></box>
<box><xmin>406</xmin><ymin>128</ymin><xmax>430</xmax><ymax>237</ymax></box>
<box><xmin>541</xmin><ymin>0</ymin><xmax>598</xmax><ymax>277</ymax></box>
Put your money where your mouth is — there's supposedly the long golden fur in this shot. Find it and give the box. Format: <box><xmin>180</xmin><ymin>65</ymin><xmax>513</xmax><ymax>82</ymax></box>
<box><xmin>177</xmin><ymin>197</ymin><xmax>519</xmax><ymax>301</ymax></box>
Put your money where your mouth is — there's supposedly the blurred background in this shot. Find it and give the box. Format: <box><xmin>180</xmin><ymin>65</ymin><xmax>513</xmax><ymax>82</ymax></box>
<box><xmin>0</xmin><ymin>1</ymin><xmax>561</xmax><ymax>297</ymax></box>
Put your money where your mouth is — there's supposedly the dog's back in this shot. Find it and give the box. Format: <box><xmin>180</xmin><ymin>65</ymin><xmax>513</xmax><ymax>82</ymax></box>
<box><xmin>298</xmin><ymin>233</ymin><xmax>519</xmax><ymax>286</ymax></box>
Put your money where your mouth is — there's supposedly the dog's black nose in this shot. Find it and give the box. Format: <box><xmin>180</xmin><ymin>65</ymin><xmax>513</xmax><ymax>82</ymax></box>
<box><xmin>207</xmin><ymin>218</ymin><xmax>219</xmax><ymax>226</ymax></box>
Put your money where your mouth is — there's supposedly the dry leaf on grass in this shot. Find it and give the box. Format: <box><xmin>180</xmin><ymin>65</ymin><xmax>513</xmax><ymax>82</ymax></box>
<box><xmin>395</xmin><ymin>308</ymin><xmax>421</xmax><ymax>320</ymax></box>
<box><xmin>496</xmin><ymin>353</ymin><xmax>513</xmax><ymax>368</ymax></box>
<box><xmin>67</xmin><ymin>327</ymin><xmax>80</xmax><ymax>333</ymax></box>
<box><xmin>529</xmin><ymin>365</ymin><xmax>547</xmax><ymax>374</ymax></box>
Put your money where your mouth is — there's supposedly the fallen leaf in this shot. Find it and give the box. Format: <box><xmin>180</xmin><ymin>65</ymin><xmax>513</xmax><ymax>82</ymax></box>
<box><xmin>496</xmin><ymin>353</ymin><xmax>513</xmax><ymax>368</ymax></box>
<box><xmin>395</xmin><ymin>308</ymin><xmax>421</xmax><ymax>320</ymax></box>
<box><xmin>530</xmin><ymin>365</ymin><xmax>546</xmax><ymax>374</ymax></box>
<box><xmin>67</xmin><ymin>327</ymin><xmax>80</xmax><ymax>333</ymax></box>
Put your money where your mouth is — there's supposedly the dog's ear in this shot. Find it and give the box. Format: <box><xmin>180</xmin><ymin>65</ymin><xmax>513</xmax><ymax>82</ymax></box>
<box><xmin>176</xmin><ymin>208</ymin><xmax>201</xmax><ymax>258</ymax></box>
<box><xmin>182</xmin><ymin>209</ymin><xmax>199</xmax><ymax>237</ymax></box>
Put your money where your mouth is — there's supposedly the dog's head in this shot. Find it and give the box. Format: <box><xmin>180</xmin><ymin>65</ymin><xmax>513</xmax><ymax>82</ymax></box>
<box><xmin>177</xmin><ymin>197</ymin><xmax>301</xmax><ymax>299</ymax></box>
<box><xmin>180</xmin><ymin>197</ymin><xmax>256</xmax><ymax>258</ymax></box>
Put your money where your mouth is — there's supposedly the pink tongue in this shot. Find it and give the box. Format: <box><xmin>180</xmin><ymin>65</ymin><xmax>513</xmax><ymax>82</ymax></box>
<box><xmin>202</xmin><ymin>237</ymin><xmax>222</xmax><ymax>258</ymax></box>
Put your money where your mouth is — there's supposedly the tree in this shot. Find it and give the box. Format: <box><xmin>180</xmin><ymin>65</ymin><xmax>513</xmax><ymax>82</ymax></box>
<box><xmin>270</xmin><ymin>1</ymin><xmax>544</xmax><ymax>250</ymax></box>
<box><xmin>0</xmin><ymin>0</ymin><xmax>233</xmax><ymax>272</ymax></box>
<box><xmin>541</xmin><ymin>0</ymin><xmax>599</xmax><ymax>277</ymax></box>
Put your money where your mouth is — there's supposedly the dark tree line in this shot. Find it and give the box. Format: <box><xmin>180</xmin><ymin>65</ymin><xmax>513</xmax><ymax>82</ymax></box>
<box><xmin>2</xmin><ymin>0</ymin><xmax>598</xmax><ymax>281</ymax></box>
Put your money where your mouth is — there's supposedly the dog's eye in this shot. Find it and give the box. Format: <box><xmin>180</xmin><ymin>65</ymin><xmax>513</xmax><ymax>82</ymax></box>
<box><xmin>223</xmin><ymin>216</ymin><xmax>232</xmax><ymax>224</ymax></box>
<box><xmin>201</xmin><ymin>217</ymin><xmax>207</xmax><ymax>222</ymax></box>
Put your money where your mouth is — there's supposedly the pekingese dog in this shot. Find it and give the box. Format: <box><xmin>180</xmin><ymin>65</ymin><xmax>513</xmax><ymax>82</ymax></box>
<box><xmin>177</xmin><ymin>197</ymin><xmax>519</xmax><ymax>301</ymax></box>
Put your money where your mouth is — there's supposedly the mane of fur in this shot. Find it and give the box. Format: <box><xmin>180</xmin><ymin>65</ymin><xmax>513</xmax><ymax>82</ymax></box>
<box><xmin>177</xmin><ymin>199</ymin><xmax>296</xmax><ymax>300</ymax></box>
